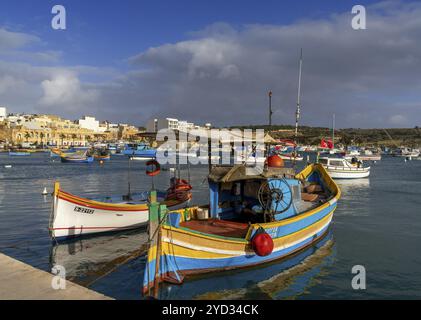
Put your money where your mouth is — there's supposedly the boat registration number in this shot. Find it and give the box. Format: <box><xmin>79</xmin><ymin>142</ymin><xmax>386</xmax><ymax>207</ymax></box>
<box><xmin>74</xmin><ymin>206</ymin><xmax>95</xmax><ymax>214</ymax></box>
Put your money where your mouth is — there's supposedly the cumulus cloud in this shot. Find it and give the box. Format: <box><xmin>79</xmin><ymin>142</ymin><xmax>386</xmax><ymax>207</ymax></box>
<box><xmin>39</xmin><ymin>72</ymin><xmax>99</xmax><ymax>110</ymax></box>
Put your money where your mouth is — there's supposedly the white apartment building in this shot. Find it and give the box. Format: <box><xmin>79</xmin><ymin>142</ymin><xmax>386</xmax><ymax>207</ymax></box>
<box><xmin>146</xmin><ymin>118</ymin><xmax>207</xmax><ymax>132</ymax></box>
<box><xmin>0</xmin><ymin>107</ymin><xmax>6</xmax><ymax>120</ymax></box>
<box><xmin>78</xmin><ymin>116</ymin><xmax>100</xmax><ymax>132</ymax></box>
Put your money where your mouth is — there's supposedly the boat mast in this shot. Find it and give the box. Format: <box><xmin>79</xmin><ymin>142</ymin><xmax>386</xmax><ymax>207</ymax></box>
<box><xmin>268</xmin><ymin>90</ymin><xmax>273</xmax><ymax>126</ymax></box>
<box><xmin>293</xmin><ymin>49</ymin><xmax>303</xmax><ymax>164</ymax></box>
<box><xmin>332</xmin><ymin>113</ymin><xmax>335</xmax><ymax>150</ymax></box>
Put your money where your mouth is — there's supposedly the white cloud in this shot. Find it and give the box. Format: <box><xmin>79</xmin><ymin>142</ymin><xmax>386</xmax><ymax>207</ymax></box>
<box><xmin>38</xmin><ymin>72</ymin><xmax>99</xmax><ymax>109</ymax></box>
<box><xmin>389</xmin><ymin>114</ymin><xmax>408</xmax><ymax>126</ymax></box>
<box><xmin>0</xmin><ymin>28</ymin><xmax>39</xmax><ymax>52</ymax></box>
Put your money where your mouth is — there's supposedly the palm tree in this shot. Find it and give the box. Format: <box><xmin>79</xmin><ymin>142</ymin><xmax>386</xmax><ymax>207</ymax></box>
<box><xmin>71</xmin><ymin>134</ymin><xmax>77</xmax><ymax>146</ymax></box>
<box><xmin>39</xmin><ymin>132</ymin><xmax>45</xmax><ymax>148</ymax></box>
<box><xmin>60</xmin><ymin>134</ymin><xmax>66</xmax><ymax>147</ymax></box>
<box><xmin>24</xmin><ymin>132</ymin><xmax>30</xmax><ymax>142</ymax></box>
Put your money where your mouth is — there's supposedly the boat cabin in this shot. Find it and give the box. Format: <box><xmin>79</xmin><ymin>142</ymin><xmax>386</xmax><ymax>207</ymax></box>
<box><xmin>319</xmin><ymin>157</ymin><xmax>362</xmax><ymax>168</ymax></box>
<box><xmin>209</xmin><ymin>165</ymin><xmax>329</xmax><ymax>218</ymax></box>
<box><xmin>165</xmin><ymin>165</ymin><xmax>332</xmax><ymax>240</ymax></box>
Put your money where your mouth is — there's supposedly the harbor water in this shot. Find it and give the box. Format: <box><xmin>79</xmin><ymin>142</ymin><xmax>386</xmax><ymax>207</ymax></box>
<box><xmin>1</xmin><ymin>152</ymin><xmax>421</xmax><ymax>299</ymax></box>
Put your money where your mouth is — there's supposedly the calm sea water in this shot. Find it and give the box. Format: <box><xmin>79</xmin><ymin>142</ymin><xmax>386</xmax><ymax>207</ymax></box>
<box><xmin>1</xmin><ymin>152</ymin><xmax>421</xmax><ymax>299</ymax></box>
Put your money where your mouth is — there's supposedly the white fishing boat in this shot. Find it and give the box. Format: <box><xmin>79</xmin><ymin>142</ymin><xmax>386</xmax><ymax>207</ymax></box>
<box><xmin>319</xmin><ymin>157</ymin><xmax>370</xmax><ymax>179</ymax></box>
<box><xmin>393</xmin><ymin>147</ymin><xmax>420</xmax><ymax>158</ymax></box>
<box><xmin>354</xmin><ymin>149</ymin><xmax>381</xmax><ymax>161</ymax></box>
<box><xmin>49</xmin><ymin>179</ymin><xmax>192</xmax><ymax>240</ymax></box>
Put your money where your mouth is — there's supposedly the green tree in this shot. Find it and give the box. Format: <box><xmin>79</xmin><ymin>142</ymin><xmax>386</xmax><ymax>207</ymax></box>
<box><xmin>59</xmin><ymin>134</ymin><xmax>66</xmax><ymax>147</ymax></box>
<box><xmin>71</xmin><ymin>134</ymin><xmax>77</xmax><ymax>146</ymax></box>
<box><xmin>39</xmin><ymin>132</ymin><xmax>45</xmax><ymax>148</ymax></box>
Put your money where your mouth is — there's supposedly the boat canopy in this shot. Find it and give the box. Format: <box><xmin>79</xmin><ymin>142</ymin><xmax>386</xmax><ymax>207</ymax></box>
<box><xmin>208</xmin><ymin>165</ymin><xmax>295</xmax><ymax>183</ymax></box>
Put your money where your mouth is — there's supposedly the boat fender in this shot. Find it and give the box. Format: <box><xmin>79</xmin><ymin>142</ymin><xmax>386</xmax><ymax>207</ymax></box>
<box><xmin>251</xmin><ymin>228</ymin><xmax>274</xmax><ymax>257</ymax></box>
<box><xmin>175</xmin><ymin>179</ymin><xmax>192</xmax><ymax>191</ymax></box>
<box><xmin>146</xmin><ymin>160</ymin><xmax>161</xmax><ymax>176</ymax></box>
<box><xmin>267</xmin><ymin>155</ymin><xmax>284</xmax><ymax>168</ymax></box>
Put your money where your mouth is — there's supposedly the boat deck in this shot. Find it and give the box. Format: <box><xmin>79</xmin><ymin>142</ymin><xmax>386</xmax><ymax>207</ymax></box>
<box><xmin>180</xmin><ymin>219</ymin><xmax>249</xmax><ymax>239</ymax></box>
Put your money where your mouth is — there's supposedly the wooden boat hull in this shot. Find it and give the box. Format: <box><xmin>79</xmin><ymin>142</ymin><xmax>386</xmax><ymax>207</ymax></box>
<box><xmin>123</xmin><ymin>149</ymin><xmax>157</xmax><ymax>157</ymax></box>
<box><xmin>94</xmin><ymin>155</ymin><xmax>111</xmax><ymax>161</ymax></box>
<box><xmin>60</xmin><ymin>156</ymin><xmax>94</xmax><ymax>163</ymax></box>
<box><xmin>278</xmin><ymin>154</ymin><xmax>303</xmax><ymax>161</ymax></box>
<box><xmin>356</xmin><ymin>155</ymin><xmax>381</xmax><ymax>161</ymax></box>
<box><xmin>49</xmin><ymin>183</ymin><xmax>191</xmax><ymax>240</ymax></box>
<box><xmin>143</xmin><ymin>163</ymin><xmax>341</xmax><ymax>294</ymax></box>
<box><xmin>9</xmin><ymin>152</ymin><xmax>31</xmax><ymax>156</ymax></box>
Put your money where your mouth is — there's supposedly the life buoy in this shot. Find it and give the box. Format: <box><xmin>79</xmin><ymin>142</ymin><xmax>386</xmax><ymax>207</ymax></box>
<box><xmin>251</xmin><ymin>229</ymin><xmax>274</xmax><ymax>256</ymax></box>
<box><xmin>146</xmin><ymin>160</ymin><xmax>161</xmax><ymax>176</ymax></box>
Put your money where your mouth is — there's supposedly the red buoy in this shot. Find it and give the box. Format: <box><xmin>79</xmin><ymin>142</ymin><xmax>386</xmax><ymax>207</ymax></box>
<box><xmin>267</xmin><ymin>155</ymin><xmax>284</xmax><ymax>168</ymax></box>
<box><xmin>251</xmin><ymin>232</ymin><xmax>274</xmax><ymax>256</ymax></box>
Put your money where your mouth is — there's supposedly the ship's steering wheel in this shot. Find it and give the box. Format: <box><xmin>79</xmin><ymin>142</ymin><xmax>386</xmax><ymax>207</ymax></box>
<box><xmin>257</xmin><ymin>179</ymin><xmax>293</xmax><ymax>216</ymax></box>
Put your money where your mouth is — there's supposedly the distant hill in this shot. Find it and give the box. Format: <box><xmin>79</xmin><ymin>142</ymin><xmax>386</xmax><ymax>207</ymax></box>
<box><xmin>228</xmin><ymin>125</ymin><xmax>421</xmax><ymax>147</ymax></box>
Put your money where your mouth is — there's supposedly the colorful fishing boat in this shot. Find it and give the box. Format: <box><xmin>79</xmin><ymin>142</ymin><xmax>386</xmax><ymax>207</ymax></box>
<box><xmin>93</xmin><ymin>149</ymin><xmax>111</xmax><ymax>161</ymax></box>
<box><xmin>123</xmin><ymin>143</ymin><xmax>157</xmax><ymax>158</ymax></box>
<box><xmin>8</xmin><ymin>151</ymin><xmax>31</xmax><ymax>156</ymax></box>
<box><xmin>94</xmin><ymin>154</ymin><xmax>111</xmax><ymax>161</ymax></box>
<box><xmin>142</xmin><ymin>163</ymin><xmax>341</xmax><ymax>296</ymax></box>
<box><xmin>319</xmin><ymin>157</ymin><xmax>370</xmax><ymax>179</ymax></box>
<box><xmin>49</xmin><ymin>179</ymin><xmax>192</xmax><ymax>240</ymax></box>
<box><xmin>60</xmin><ymin>151</ymin><xmax>94</xmax><ymax>163</ymax></box>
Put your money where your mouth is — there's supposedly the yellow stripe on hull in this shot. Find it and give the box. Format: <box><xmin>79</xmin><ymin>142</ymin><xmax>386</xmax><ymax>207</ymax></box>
<box><xmin>160</xmin><ymin>210</ymin><xmax>335</xmax><ymax>260</ymax></box>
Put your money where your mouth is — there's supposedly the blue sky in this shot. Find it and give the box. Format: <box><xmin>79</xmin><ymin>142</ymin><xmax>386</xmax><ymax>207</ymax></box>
<box><xmin>0</xmin><ymin>0</ymin><xmax>420</xmax><ymax>128</ymax></box>
<box><xmin>0</xmin><ymin>0</ymin><xmax>380</xmax><ymax>68</ymax></box>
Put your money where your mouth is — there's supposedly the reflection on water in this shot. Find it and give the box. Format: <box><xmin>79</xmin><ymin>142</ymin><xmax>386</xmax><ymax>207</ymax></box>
<box><xmin>157</xmin><ymin>230</ymin><xmax>335</xmax><ymax>300</ymax></box>
<box><xmin>50</xmin><ymin>229</ymin><xmax>149</xmax><ymax>287</ymax></box>
<box><xmin>336</xmin><ymin>178</ymin><xmax>370</xmax><ymax>190</ymax></box>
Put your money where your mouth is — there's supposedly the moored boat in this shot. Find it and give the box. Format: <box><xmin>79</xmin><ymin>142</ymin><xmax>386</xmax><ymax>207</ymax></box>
<box><xmin>49</xmin><ymin>180</ymin><xmax>192</xmax><ymax>240</ymax></box>
<box><xmin>142</xmin><ymin>163</ymin><xmax>341</xmax><ymax>296</ymax></box>
<box><xmin>60</xmin><ymin>151</ymin><xmax>94</xmax><ymax>163</ymax></box>
<box><xmin>392</xmin><ymin>147</ymin><xmax>420</xmax><ymax>158</ymax></box>
<box><xmin>9</xmin><ymin>151</ymin><xmax>31</xmax><ymax>156</ymax></box>
<box><xmin>123</xmin><ymin>143</ymin><xmax>157</xmax><ymax>158</ymax></box>
<box><xmin>94</xmin><ymin>154</ymin><xmax>111</xmax><ymax>161</ymax></box>
<box><xmin>93</xmin><ymin>149</ymin><xmax>111</xmax><ymax>161</ymax></box>
<box><xmin>319</xmin><ymin>157</ymin><xmax>370</xmax><ymax>179</ymax></box>
<box><xmin>351</xmin><ymin>149</ymin><xmax>381</xmax><ymax>161</ymax></box>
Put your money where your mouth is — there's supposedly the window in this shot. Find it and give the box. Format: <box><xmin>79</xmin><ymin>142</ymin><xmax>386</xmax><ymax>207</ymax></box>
<box><xmin>330</xmin><ymin>160</ymin><xmax>344</xmax><ymax>167</ymax></box>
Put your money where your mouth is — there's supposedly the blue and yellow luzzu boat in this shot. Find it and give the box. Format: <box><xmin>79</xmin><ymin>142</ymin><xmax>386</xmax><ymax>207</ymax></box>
<box><xmin>143</xmin><ymin>163</ymin><xmax>341</xmax><ymax>296</ymax></box>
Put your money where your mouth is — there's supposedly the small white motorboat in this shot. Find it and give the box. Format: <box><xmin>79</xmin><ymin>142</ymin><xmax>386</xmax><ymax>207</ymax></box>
<box><xmin>318</xmin><ymin>157</ymin><xmax>370</xmax><ymax>179</ymax></box>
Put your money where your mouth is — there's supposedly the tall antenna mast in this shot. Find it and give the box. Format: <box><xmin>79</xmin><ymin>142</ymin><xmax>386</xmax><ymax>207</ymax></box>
<box><xmin>293</xmin><ymin>49</ymin><xmax>303</xmax><ymax>166</ymax></box>
<box><xmin>268</xmin><ymin>90</ymin><xmax>273</xmax><ymax>126</ymax></box>
<box><xmin>294</xmin><ymin>49</ymin><xmax>303</xmax><ymax>143</ymax></box>
<box><xmin>332</xmin><ymin>113</ymin><xmax>335</xmax><ymax>150</ymax></box>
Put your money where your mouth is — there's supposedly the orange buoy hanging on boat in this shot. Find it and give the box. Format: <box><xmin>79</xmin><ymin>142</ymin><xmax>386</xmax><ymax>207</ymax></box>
<box><xmin>146</xmin><ymin>160</ymin><xmax>161</xmax><ymax>176</ymax></box>
<box><xmin>251</xmin><ymin>230</ymin><xmax>274</xmax><ymax>256</ymax></box>
<box><xmin>173</xmin><ymin>179</ymin><xmax>192</xmax><ymax>191</ymax></box>
<box><xmin>267</xmin><ymin>155</ymin><xmax>284</xmax><ymax>168</ymax></box>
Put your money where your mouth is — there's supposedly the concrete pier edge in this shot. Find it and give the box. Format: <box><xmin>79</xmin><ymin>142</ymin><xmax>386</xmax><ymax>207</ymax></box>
<box><xmin>0</xmin><ymin>253</ymin><xmax>113</xmax><ymax>300</ymax></box>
